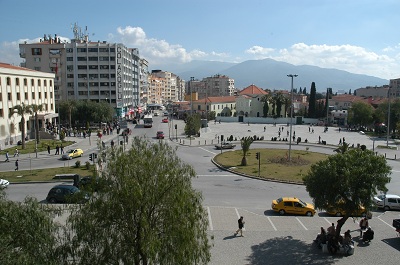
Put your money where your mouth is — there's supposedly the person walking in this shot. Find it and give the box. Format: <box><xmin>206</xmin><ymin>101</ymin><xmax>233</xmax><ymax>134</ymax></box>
<box><xmin>14</xmin><ymin>148</ymin><xmax>19</xmax><ymax>157</ymax></box>
<box><xmin>47</xmin><ymin>145</ymin><xmax>50</xmax><ymax>154</ymax></box>
<box><xmin>15</xmin><ymin>159</ymin><xmax>18</xmax><ymax>171</ymax></box>
<box><xmin>5</xmin><ymin>151</ymin><xmax>10</xmax><ymax>162</ymax></box>
<box><xmin>55</xmin><ymin>145</ymin><xmax>60</xmax><ymax>155</ymax></box>
<box><xmin>234</xmin><ymin>216</ymin><xmax>245</xmax><ymax>237</ymax></box>
<box><xmin>60</xmin><ymin>144</ymin><xmax>64</xmax><ymax>154</ymax></box>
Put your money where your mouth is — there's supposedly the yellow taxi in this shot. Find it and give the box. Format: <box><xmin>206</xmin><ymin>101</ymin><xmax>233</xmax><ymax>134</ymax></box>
<box><xmin>326</xmin><ymin>205</ymin><xmax>369</xmax><ymax>217</ymax></box>
<box><xmin>62</xmin><ymin>148</ymin><xmax>84</xmax><ymax>160</ymax></box>
<box><xmin>271</xmin><ymin>197</ymin><xmax>316</xmax><ymax>216</ymax></box>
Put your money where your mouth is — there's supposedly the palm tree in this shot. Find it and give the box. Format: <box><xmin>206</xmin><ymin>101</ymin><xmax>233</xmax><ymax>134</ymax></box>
<box><xmin>240</xmin><ymin>136</ymin><xmax>254</xmax><ymax>166</ymax></box>
<box><xmin>10</xmin><ymin>103</ymin><xmax>32</xmax><ymax>149</ymax></box>
<box><xmin>274</xmin><ymin>92</ymin><xmax>285</xmax><ymax>118</ymax></box>
<box><xmin>334</xmin><ymin>142</ymin><xmax>350</xmax><ymax>154</ymax></box>
<box><xmin>283</xmin><ymin>96</ymin><xmax>290</xmax><ymax>117</ymax></box>
<box><xmin>30</xmin><ymin>104</ymin><xmax>43</xmax><ymax>144</ymax></box>
<box><xmin>62</xmin><ymin>100</ymin><xmax>76</xmax><ymax>128</ymax></box>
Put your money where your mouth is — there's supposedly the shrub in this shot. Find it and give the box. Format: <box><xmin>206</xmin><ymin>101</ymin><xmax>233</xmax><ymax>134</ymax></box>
<box><xmin>85</xmin><ymin>161</ymin><xmax>91</xmax><ymax>170</ymax></box>
<box><xmin>75</xmin><ymin>160</ymin><xmax>81</xmax><ymax>168</ymax></box>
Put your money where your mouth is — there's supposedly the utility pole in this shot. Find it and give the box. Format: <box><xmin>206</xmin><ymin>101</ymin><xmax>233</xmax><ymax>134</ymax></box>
<box><xmin>287</xmin><ymin>74</ymin><xmax>298</xmax><ymax>161</ymax></box>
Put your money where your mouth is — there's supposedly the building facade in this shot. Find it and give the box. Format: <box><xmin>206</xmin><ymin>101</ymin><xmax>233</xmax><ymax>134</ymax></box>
<box><xmin>0</xmin><ymin>63</ymin><xmax>56</xmax><ymax>147</ymax></box>
<box><xmin>19</xmin><ymin>25</ymin><xmax>142</xmax><ymax>118</ymax></box>
<box><xmin>187</xmin><ymin>74</ymin><xmax>235</xmax><ymax>99</ymax></box>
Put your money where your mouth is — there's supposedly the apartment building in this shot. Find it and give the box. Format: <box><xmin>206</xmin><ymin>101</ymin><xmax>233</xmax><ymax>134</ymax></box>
<box><xmin>355</xmin><ymin>85</ymin><xmax>390</xmax><ymax>98</ymax></box>
<box><xmin>187</xmin><ymin>74</ymin><xmax>235</xmax><ymax>99</ymax></box>
<box><xmin>0</xmin><ymin>63</ymin><xmax>56</xmax><ymax>147</ymax></box>
<box><xmin>19</xmin><ymin>24</ymin><xmax>142</xmax><ymax>118</ymax></box>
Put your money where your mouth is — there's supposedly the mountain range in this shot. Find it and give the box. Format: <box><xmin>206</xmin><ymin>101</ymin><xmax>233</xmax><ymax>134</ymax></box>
<box><xmin>157</xmin><ymin>58</ymin><xmax>388</xmax><ymax>93</ymax></box>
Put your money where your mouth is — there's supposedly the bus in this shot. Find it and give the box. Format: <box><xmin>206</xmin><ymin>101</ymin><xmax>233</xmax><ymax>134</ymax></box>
<box><xmin>143</xmin><ymin>114</ymin><xmax>153</xmax><ymax>128</ymax></box>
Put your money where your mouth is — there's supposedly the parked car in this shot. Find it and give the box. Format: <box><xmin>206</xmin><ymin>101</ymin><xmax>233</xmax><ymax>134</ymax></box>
<box><xmin>326</xmin><ymin>205</ymin><xmax>369</xmax><ymax>217</ymax></box>
<box><xmin>271</xmin><ymin>197</ymin><xmax>316</xmax><ymax>216</ymax></box>
<box><xmin>46</xmin><ymin>184</ymin><xmax>89</xmax><ymax>203</ymax></box>
<box><xmin>156</xmin><ymin>131</ymin><xmax>165</xmax><ymax>139</ymax></box>
<box><xmin>374</xmin><ymin>194</ymin><xmax>400</xmax><ymax>211</ymax></box>
<box><xmin>154</xmin><ymin>112</ymin><xmax>159</xmax><ymax>116</ymax></box>
<box><xmin>0</xmin><ymin>178</ymin><xmax>10</xmax><ymax>188</ymax></box>
<box><xmin>215</xmin><ymin>142</ymin><xmax>236</xmax><ymax>150</ymax></box>
<box><xmin>163</xmin><ymin>111</ymin><xmax>169</xmax><ymax>116</ymax></box>
<box><xmin>162</xmin><ymin>118</ymin><xmax>168</xmax><ymax>123</ymax></box>
<box><xmin>62</xmin><ymin>148</ymin><xmax>83</xmax><ymax>160</ymax></box>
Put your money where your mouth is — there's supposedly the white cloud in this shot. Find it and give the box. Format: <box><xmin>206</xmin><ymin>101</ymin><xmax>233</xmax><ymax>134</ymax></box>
<box><xmin>245</xmin><ymin>45</ymin><xmax>275</xmax><ymax>57</ymax></box>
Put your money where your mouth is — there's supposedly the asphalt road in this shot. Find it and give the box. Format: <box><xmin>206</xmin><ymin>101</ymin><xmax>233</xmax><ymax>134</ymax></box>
<box><xmin>3</xmin><ymin>117</ymin><xmax>400</xmax><ymax>264</ymax></box>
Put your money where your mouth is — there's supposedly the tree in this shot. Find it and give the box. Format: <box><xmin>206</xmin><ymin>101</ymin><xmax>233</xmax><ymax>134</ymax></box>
<box><xmin>10</xmin><ymin>103</ymin><xmax>32</xmax><ymax>149</ymax></box>
<box><xmin>184</xmin><ymin>113</ymin><xmax>201</xmax><ymax>136</ymax></box>
<box><xmin>60</xmin><ymin>100</ymin><xmax>76</xmax><ymax>127</ymax></box>
<box><xmin>308</xmin><ymin>82</ymin><xmax>316</xmax><ymax>118</ymax></box>
<box><xmin>64</xmin><ymin>138</ymin><xmax>211</xmax><ymax>265</ymax></box>
<box><xmin>334</xmin><ymin>142</ymin><xmax>350</xmax><ymax>154</ymax></box>
<box><xmin>274</xmin><ymin>92</ymin><xmax>285</xmax><ymax>118</ymax></box>
<box><xmin>260</xmin><ymin>94</ymin><xmax>271</xmax><ymax>117</ymax></box>
<box><xmin>303</xmin><ymin>149</ymin><xmax>391</xmax><ymax>241</ymax></box>
<box><xmin>240</xmin><ymin>136</ymin><xmax>254</xmax><ymax>166</ymax></box>
<box><xmin>30</xmin><ymin>104</ymin><xmax>44</xmax><ymax>144</ymax></box>
<box><xmin>0</xmin><ymin>193</ymin><xmax>61</xmax><ymax>265</ymax></box>
<box><xmin>348</xmin><ymin>101</ymin><xmax>374</xmax><ymax>129</ymax></box>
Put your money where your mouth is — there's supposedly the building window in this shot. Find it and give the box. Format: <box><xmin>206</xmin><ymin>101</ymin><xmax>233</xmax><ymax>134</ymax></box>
<box><xmin>99</xmin><ymin>48</ymin><xmax>109</xmax><ymax>52</ymax></box>
<box><xmin>6</xmin><ymin>77</ymin><xmax>11</xmax><ymax>85</ymax></box>
<box><xmin>0</xmin><ymin>108</ymin><xmax>3</xmax><ymax>117</ymax></box>
<box><xmin>34</xmin><ymin>57</ymin><xmax>41</xmax><ymax>62</ymax></box>
<box><xmin>88</xmin><ymin>48</ymin><xmax>98</xmax><ymax>52</ymax></box>
<box><xmin>38</xmin><ymin>92</ymin><xmax>42</xmax><ymax>98</ymax></box>
<box><xmin>31</xmin><ymin>48</ymin><xmax>42</xmax><ymax>55</ymax></box>
<box><xmin>44</xmin><ymin>80</ymin><xmax>47</xmax><ymax>86</ymax></box>
<box><xmin>38</xmin><ymin>79</ymin><xmax>41</xmax><ymax>86</ymax></box>
<box><xmin>50</xmin><ymin>80</ymin><xmax>52</xmax><ymax>86</ymax></box>
<box><xmin>88</xmin><ymin>57</ymin><xmax>98</xmax><ymax>61</ymax></box>
<box><xmin>50</xmin><ymin>92</ymin><xmax>53</xmax><ymax>98</ymax></box>
<box><xmin>24</xmin><ymin>78</ymin><xmax>27</xmax><ymax>86</ymax></box>
<box><xmin>66</xmin><ymin>48</ymin><xmax>73</xmax><ymax>53</ymax></box>
<box><xmin>31</xmin><ymin>79</ymin><xmax>35</xmax><ymax>86</ymax></box>
<box><xmin>77</xmin><ymin>48</ymin><xmax>87</xmax><ymax>52</ymax></box>
<box><xmin>110</xmin><ymin>48</ymin><xmax>115</xmax><ymax>52</ymax></box>
<box><xmin>77</xmin><ymin>57</ymin><xmax>87</xmax><ymax>61</ymax></box>
<box><xmin>89</xmin><ymin>65</ymin><xmax>98</xmax><ymax>69</ymax></box>
<box><xmin>17</xmin><ymin>92</ymin><xmax>20</xmax><ymax>100</ymax></box>
<box><xmin>100</xmin><ymin>65</ymin><xmax>109</xmax><ymax>69</ymax></box>
<box><xmin>78</xmin><ymin>65</ymin><xmax>87</xmax><ymax>70</ymax></box>
<box><xmin>67</xmin><ymin>57</ymin><xmax>73</xmax><ymax>61</ymax></box>
<box><xmin>15</xmin><ymin>78</ymin><xmax>20</xmax><ymax>86</ymax></box>
<box><xmin>8</xmin><ymin>93</ymin><xmax>12</xmax><ymax>101</ymax></box>
<box><xmin>67</xmin><ymin>74</ymin><xmax>74</xmax><ymax>78</ymax></box>
<box><xmin>25</xmin><ymin>92</ymin><xmax>28</xmax><ymax>99</ymax></box>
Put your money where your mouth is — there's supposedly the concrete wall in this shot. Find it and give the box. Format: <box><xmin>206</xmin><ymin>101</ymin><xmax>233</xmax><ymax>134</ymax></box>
<box><xmin>216</xmin><ymin>116</ymin><xmax>320</xmax><ymax>125</ymax></box>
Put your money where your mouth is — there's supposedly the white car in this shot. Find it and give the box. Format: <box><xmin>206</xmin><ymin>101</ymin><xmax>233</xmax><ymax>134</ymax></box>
<box><xmin>374</xmin><ymin>194</ymin><xmax>400</xmax><ymax>211</ymax></box>
<box><xmin>0</xmin><ymin>178</ymin><xmax>10</xmax><ymax>188</ymax></box>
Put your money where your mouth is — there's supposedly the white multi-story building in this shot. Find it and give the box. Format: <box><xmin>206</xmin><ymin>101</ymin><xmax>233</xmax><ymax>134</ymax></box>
<box><xmin>186</xmin><ymin>74</ymin><xmax>235</xmax><ymax>99</ymax></box>
<box><xmin>19</xmin><ymin>24</ymin><xmax>143</xmax><ymax>118</ymax></box>
<box><xmin>0</xmin><ymin>63</ymin><xmax>56</xmax><ymax>147</ymax></box>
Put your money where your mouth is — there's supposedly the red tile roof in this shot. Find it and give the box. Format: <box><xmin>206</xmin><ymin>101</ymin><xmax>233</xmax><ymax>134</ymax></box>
<box><xmin>239</xmin><ymin>84</ymin><xmax>267</xmax><ymax>95</ymax></box>
<box><xmin>194</xmin><ymin>96</ymin><xmax>237</xmax><ymax>104</ymax></box>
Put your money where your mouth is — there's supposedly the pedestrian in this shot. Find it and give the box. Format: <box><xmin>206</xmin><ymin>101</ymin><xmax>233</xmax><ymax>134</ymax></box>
<box><xmin>60</xmin><ymin>144</ymin><xmax>64</xmax><ymax>154</ymax></box>
<box><xmin>318</xmin><ymin>135</ymin><xmax>321</xmax><ymax>143</ymax></box>
<box><xmin>234</xmin><ymin>216</ymin><xmax>245</xmax><ymax>237</ymax></box>
<box><xmin>55</xmin><ymin>145</ymin><xmax>59</xmax><ymax>155</ymax></box>
<box><xmin>359</xmin><ymin>217</ymin><xmax>369</xmax><ymax>237</ymax></box>
<box><xmin>312</xmin><ymin>128</ymin><xmax>314</xmax><ymax>133</ymax></box>
<box><xmin>338</xmin><ymin>127</ymin><xmax>341</xmax><ymax>133</ymax></box>
<box><xmin>264</xmin><ymin>126</ymin><xmax>266</xmax><ymax>132</ymax></box>
<box><xmin>339</xmin><ymin>138</ymin><xmax>342</xmax><ymax>145</ymax></box>
<box><xmin>47</xmin><ymin>145</ymin><xmax>50</xmax><ymax>154</ymax></box>
<box><xmin>5</xmin><ymin>151</ymin><xmax>10</xmax><ymax>162</ymax></box>
<box><xmin>14</xmin><ymin>148</ymin><xmax>19</xmax><ymax>157</ymax></box>
<box><xmin>15</xmin><ymin>159</ymin><xmax>18</xmax><ymax>171</ymax></box>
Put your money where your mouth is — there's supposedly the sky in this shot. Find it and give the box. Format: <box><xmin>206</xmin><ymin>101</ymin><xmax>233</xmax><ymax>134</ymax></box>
<box><xmin>0</xmin><ymin>0</ymin><xmax>399</xmax><ymax>80</ymax></box>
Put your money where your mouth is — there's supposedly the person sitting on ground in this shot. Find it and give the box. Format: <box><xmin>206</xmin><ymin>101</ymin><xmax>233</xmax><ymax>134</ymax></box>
<box><xmin>314</xmin><ymin>227</ymin><xmax>327</xmax><ymax>248</ymax></box>
<box><xmin>327</xmin><ymin>223</ymin><xmax>336</xmax><ymax>238</ymax></box>
<box><xmin>362</xmin><ymin>227</ymin><xmax>374</xmax><ymax>243</ymax></box>
<box><xmin>343</xmin><ymin>229</ymin><xmax>354</xmax><ymax>246</ymax></box>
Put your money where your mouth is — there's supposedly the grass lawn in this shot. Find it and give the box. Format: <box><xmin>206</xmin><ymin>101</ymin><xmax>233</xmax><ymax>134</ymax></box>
<box><xmin>1</xmin><ymin>166</ymin><xmax>96</xmax><ymax>183</ymax></box>
<box><xmin>214</xmin><ymin>148</ymin><xmax>329</xmax><ymax>183</ymax></box>
<box><xmin>2</xmin><ymin>139</ymin><xmax>75</xmax><ymax>155</ymax></box>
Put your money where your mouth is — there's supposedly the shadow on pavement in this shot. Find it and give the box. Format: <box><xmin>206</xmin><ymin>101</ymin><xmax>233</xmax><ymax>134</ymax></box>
<box><xmin>247</xmin><ymin>236</ymin><xmax>338</xmax><ymax>265</ymax></box>
<box><xmin>382</xmin><ymin>237</ymin><xmax>400</xmax><ymax>251</ymax></box>
<box><xmin>223</xmin><ymin>234</ymin><xmax>240</xmax><ymax>240</ymax></box>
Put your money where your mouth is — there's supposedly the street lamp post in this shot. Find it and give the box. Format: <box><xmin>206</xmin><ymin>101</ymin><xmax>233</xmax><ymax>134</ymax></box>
<box><xmin>387</xmin><ymin>87</ymin><xmax>391</xmax><ymax>147</ymax></box>
<box><xmin>287</xmin><ymin>74</ymin><xmax>298</xmax><ymax>161</ymax></box>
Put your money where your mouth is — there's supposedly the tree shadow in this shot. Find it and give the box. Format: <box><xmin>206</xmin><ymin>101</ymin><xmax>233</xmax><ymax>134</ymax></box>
<box><xmin>247</xmin><ymin>236</ymin><xmax>338</xmax><ymax>265</ymax></box>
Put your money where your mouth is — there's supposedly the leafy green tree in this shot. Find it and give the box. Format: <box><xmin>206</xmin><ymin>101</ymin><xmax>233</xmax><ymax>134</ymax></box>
<box><xmin>30</xmin><ymin>104</ymin><xmax>44</xmax><ymax>144</ymax></box>
<box><xmin>59</xmin><ymin>100</ymin><xmax>76</xmax><ymax>127</ymax></box>
<box><xmin>334</xmin><ymin>142</ymin><xmax>350</xmax><ymax>154</ymax></box>
<box><xmin>240</xmin><ymin>136</ymin><xmax>254</xmax><ymax>166</ymax></box>
<box><xmin>376</xmin><ymin>98</ymin><xmax>400</xmax><ymax>135</ymax></box>
<box><xmin>261</xmin><ymin>94</ymin><xmax>271</xmax><ymax>117</ymax></box>
<box><xmin>64</xmin><ymin>138</ymin><xmax>211</xmax><ymax>265</ymax></box>
<box><xmin>10</xmin><ymin>103</ymin><xmax>32</xmax><ymax>149</ymax></box>
<box><xmin>274</xmin><ymin>92</ymin><xmax>285</xmax><ymax>118</ymax></box>
<box><xmin>348</xmin><ymin>101</ymin><xmax>374</xmax><ymax>128</ymax></box>
<box><xmin>303</xmin><ymin>149</ymin><xmax>391</xmax><ymax>240</ymax></box>
<box><xmin>184</xmin><ymin>113</ymin><xmax>201</xmax><ymax>136</ymax></box>
<box><xmin>308</xmin><ymin>82</ymin><xmax>316</xmax><ymax>118</ymax></box>
<box><xmin>0</xmin><ymin>193</ymin><xmax>61</xmax><ymax>265</ymax></box>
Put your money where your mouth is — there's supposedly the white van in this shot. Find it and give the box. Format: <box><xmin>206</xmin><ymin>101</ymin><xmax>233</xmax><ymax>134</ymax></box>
<box><xmin>374</xmin><ymin>194</ymin><xmax>400</xmax><ymax>211</ymax></box>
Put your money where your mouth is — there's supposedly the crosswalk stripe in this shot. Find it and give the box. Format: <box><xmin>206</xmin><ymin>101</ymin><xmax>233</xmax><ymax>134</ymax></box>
<box><xmin>267</xmin><ymin>217</ymin><xmax>277</xmax><ymax>231</ymax></box>
<box><xmin>296</xmin><ymin>217</ymin><xmax>308</xmax><ymax>230</ymax></box>
<box><xmin>207</xmin><ymin>206</ymin><xmax>214</xmax><ymax>231</ymax></box>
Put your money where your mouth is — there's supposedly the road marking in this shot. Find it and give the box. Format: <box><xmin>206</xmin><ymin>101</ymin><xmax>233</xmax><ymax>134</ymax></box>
<box><xmin>377</xmin><ymin>216</ymin><xmax>395</xmax><ymax>229</ymax></box>
<box><xmin>198</xmin><ymin>147</ymin><xmax>217</xmax><ymax>155</ymax></box>
<box><xmin>207</xmin><ymin>207</ymin><xmax>214</xmax><ymax>231</ymax></box>
<box><xmin>267</xmin><ymin>217</ymin><xmax>277</xmax><ymax>231</ymax></box>
<box><xmin>296</xmin><ymin>217</ymin><xmax>308</xmax><ymax>230</ymax></box>
<box><xmin>323</xmin><ymin>217</ymin><xmax>332</xmax><ymax>225</ymax></box>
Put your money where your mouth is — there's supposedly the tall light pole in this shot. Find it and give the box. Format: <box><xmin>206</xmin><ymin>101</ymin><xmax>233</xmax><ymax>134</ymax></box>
<box><xmin>287</xmin><ymin>74</ymin><xmax>298</xmax><ymax>161</ymax></box>
<box><xmin>190</xmin><ymin>77</ymin><xmax>194</xmax><ymax>116</ymax></box>
<box><xmin>387</xmin><ymin>86</ymin><xmax>391</xmax><ymax>147</ymax></box>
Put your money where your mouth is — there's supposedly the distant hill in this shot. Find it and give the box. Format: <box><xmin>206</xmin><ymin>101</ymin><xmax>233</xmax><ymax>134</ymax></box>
<box><xmin>154</xmin><ymin>58</ymin><xmax>388</xmax><ymax>92</ymax></box>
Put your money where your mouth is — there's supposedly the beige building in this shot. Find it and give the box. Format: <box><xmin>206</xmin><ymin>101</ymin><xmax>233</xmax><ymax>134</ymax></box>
<box><xmin>0</xmin><ymin>63</ymin><xmax>56</xmax><ymax>147</ymax></box>
<box><xmin>236</xmin><ymin>84</ymin><xmax>268</xmax><ymax>117</ymax></box>
<box><xmin>150</xmin><ymin>70</ymin><xmax>181</xmax><ymax>103</ymax></box>
<box><xmin>187</xmin><ymin>74</ymin><xmax>235</xmax><ymax>99</ymax></box>
<box><xmin>192</xmin><ymin>96</ymin><xmax>237</xmax><ymax>117</ymax></box>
